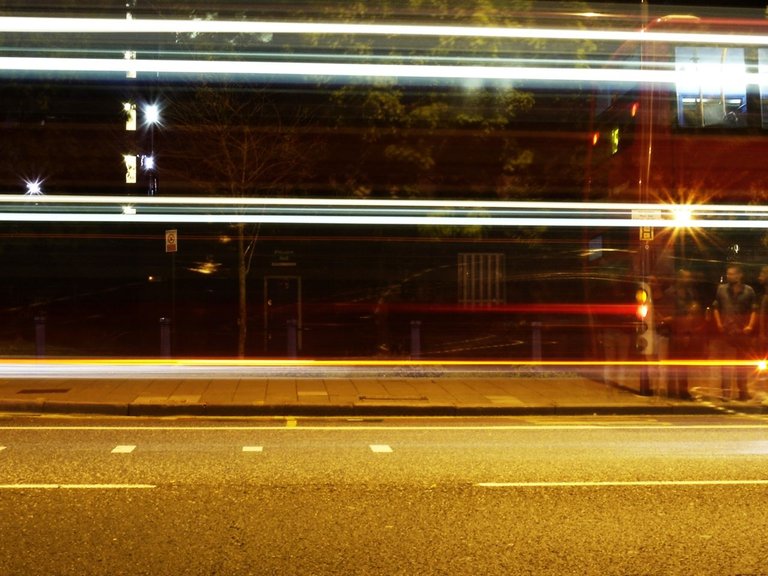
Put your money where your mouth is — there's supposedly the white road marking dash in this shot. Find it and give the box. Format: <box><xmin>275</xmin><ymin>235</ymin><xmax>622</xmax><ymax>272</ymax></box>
<box><xmin>111</xmin><ymin>445</ymin><xmax>136</xmax><ymax>454</ymax></box>
<box><xmin>242</xmin><ymin>446</ymin><xmax>264</xmax><ymax>453</ymax></box>
<box><xmin>370</xmin><ymin>444</ymin><xmax>393</xmax><ymax>453</ymax></box>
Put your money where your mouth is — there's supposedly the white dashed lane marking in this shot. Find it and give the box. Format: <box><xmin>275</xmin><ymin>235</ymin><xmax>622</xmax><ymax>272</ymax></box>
<box><xmin>111</xmin><ymin>445</ymin><xmax>136</xmax><ymax>454</ymax></box>
<box><xmin>242</xmin><ymin>446</ymin><xmax>264</xmax><ymax>453</ymax></box>
<box><xmin>370</xmin><ymin>444</ymin><xmax>393</xmax><ymax>453</ymax></box>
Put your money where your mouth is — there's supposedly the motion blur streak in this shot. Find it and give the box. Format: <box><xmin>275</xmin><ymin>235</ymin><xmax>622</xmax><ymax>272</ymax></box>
<box><xmin>1</xmin><ymin>16</ymin><xmax>766</xmax><ymax>86</ymax></box>
<box><xmin>0</xmin><ymin>359</ymin><xmax>762</xmax><ymax>373</ymax></box>
<box><xmin>1</xmin><ymin>16</ymin><xmax>767</xmax><ymax>47</ymax></box>
<box><xmin>0</xmin><ymin>57</ymin><xmax>685</xmax><ymax>85</ymax></box>
<box><xmin>0</xmin><ymin>195</ymin><xmax>767</xmax><ymax>229</ymax></box>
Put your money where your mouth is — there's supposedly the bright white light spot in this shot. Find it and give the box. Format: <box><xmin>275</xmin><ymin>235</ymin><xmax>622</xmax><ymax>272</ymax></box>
<box><xmin>758</xmin><ymin>360</ymin><xmax>767</xmax><ymax>371</ymax></box>
<box><xmin>672</xmin><ymin>206</ymin><xmax>694</xmax><ymax>226</ymax></box>
<box><xmin>24</xmin><ymin>179</ymin><xmax>43</xmax><ymax>195</ymax></box>
<box><xmin>142</xmin><ymin>155</ymin><xmax>155</xmax><ymax>171</ymax></box>
<box><xmin>144</xmin><ymin>103</ymin><xmax>161</xmax><ymax>126</ymax></box>
<box><xmin>122</xmin><ymin>205</ymin><xmax>136</xmax><ymax>215</ymax></box>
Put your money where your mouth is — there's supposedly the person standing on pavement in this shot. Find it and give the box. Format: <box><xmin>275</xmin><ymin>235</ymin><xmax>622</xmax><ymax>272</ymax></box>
<box><xmin>712</xmin><ymin>264</ymin><xmax>757</xmax><ymax>401</ymax></box>
<box><xmin>659</xmin><ymin>268</ymin><xmax>703</xmax><ymax>400</ymax></box>
<box><xmin>757</xmin><ymin>265</ymin><xmax>768</xmax><ymax>354</ymax></box>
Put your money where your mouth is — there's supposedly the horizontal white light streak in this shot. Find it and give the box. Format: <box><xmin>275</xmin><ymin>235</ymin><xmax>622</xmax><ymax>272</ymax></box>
<box><xmin>1</xmin><ymin>18</ymin><xmax>767</xmax><ymax>85</ymax></box>
<box><xmin>0</xmin><ymin>214</ymin><xmax>689</xmax><ymax>227</ymax></box>
<box><xmin>0</xmin><ymin>195</ymin><xmax>691</xmax><ymax>208</ymax></box>
<box><xmin>0</xmin><ymin>56</ymin><xmax>692</xmax><ymax>85</ymax></box>
<box><xmin>0</xmin><ymin>359</ymin><xmax>763</xmax><ymax>382</ymax></box>
<box><xmin>1</xmin><ymin>16</ymin><xmax>767</xmax><ymax>48</ymax></box>
<box><xmin>0</xmin><ymin>195</ymin><xmax>766</xmax><ymax>229</ymax></box>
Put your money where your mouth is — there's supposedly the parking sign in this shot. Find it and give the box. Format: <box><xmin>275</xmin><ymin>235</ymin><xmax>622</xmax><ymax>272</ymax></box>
<box><xmin>165</xmin><ymin>229</ymin><xmax>178</xmax><ymax>253</ymax></box>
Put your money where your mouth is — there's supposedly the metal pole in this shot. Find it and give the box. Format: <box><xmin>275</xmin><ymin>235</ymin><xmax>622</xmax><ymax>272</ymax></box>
<box><xmin>410</xmin><ymin>320</ymin><xmax>422</xmax><ymax>359</ymax></box>
<box><xmin>160</xmin><ymin>317</ymin><xmax>171</xmax><ymax>358</ymax></box>
<box><xmin>34</xmin><ymin>314</ymin><xmax>46</xmax><ymax>357</ymax></box>
<box><xmin>287</xmin><ymin>319</ymin><xmax>298</xmax><ymax>358</ymax></box>
<box><xmin>532</xmin><ymin>321</ymin><xmax>542</xmax><ymax>362</ymax></box>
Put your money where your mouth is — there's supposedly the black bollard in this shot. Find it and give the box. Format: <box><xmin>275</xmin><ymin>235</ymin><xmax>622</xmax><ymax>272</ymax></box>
<box><xmin>410</xmin><ymin>320</ymin><xmax>422</xmax><ymax>359</ymax></box>
<box><xmin>287</xmin><ymin>319</ymin><xmax>298</xmax><ymax>358</ymax></box>
<box><xmin>34</xmin><ymin>314</ymin><xmax>46</xmax><ymax>357</ymax></box>
<box><xmin>160</xmin><ymin>317</ymin><xmax>171</xmax><ymax>358</ymax></box>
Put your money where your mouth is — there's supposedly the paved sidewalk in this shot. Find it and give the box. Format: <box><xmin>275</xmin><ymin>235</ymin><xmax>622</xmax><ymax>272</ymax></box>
<box><xmin>0</xmin><ymin>371</ymin><xmax>726</xmax><ymax>417</ymax></box>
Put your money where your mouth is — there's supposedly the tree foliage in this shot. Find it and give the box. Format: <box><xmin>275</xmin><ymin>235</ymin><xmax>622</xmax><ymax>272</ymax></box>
<box><xmin>312</xmin><ymin>0</ymin><xmax>593</xmax><ymax>200</ymax></box>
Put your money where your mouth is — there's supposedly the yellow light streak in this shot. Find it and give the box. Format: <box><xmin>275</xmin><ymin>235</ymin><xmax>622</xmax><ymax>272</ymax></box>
<box><xmin>0</xmin><ymin>358</ymin><xmax>763</xmax><ymax>369</ymax></box>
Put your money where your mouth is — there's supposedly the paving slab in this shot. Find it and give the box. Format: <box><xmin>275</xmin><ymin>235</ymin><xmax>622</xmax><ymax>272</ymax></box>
<box><xmin>0</xmin><ymin>371</ymin><xmax>742</xmax><ymax>417</ymax></box>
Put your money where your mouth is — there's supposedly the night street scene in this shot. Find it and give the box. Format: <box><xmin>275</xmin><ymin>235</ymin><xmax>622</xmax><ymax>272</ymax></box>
<box><xmin>3</xmin><ymin>1</ymin><xmax>768</xmax><ymax>574</ymax></box>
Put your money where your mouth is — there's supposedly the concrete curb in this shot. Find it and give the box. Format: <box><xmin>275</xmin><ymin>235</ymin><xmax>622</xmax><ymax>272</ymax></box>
<box><xmin>0</xmin><ymin>399</ymin><xmax>727</xmax><ymax>418</ymax></box>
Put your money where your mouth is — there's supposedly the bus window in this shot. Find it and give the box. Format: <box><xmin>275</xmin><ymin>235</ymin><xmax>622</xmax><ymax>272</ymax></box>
<box><xmin>675</xmin><ymin>47</ymin><xmax>747</xmax><ymax>128</ymax></box>
<box><xmin>758</xmin><ymin>48</ymin><xmax>768</xmax><ymax>129</ymax></box>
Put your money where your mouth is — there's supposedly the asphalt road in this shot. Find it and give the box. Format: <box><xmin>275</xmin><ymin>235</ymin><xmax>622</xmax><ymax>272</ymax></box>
<box><xmin>1</xmin><ymin>414</ymin><xmax>768</xmax><ymax>576</ymax></box>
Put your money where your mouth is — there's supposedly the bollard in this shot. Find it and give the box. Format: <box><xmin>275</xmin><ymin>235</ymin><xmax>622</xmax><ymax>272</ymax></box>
<box><xmin>639</xmin><ymin>365</ymin><xmax>652</xmax><ymax>396</ymax></box>
<box><xmin>410</xmin><ymin>320</ymin><xmax>421</xmax><ymax>359</ymax></box>
<box><xmin>159</xmin><ymin>317</ymin><xmax>171</xmax><ymax>358</ymax></box>
<box><xmin>34</xmin><ymin>314</ymin><xmax>46</xmax><ymax>357</ymax></box>
<box><xmin>532</xmin><ymin>321</ymin><xmax>542</xmax><ymax>362</ymax></box>
<box><xmin>286</xmin><ymin>319</ymin><xmax>298</xmax><ymax>358</ymax></box>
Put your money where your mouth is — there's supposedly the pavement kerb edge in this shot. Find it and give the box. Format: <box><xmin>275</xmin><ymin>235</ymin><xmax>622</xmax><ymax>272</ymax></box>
<box><xmin>0</xmin><ymin>399</ymin><xmax>727</xmax><ymax>418</ymax></box>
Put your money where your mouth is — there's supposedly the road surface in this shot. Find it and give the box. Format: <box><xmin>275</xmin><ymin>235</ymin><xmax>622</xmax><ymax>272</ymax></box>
<box><xmin>1</xmin><ymin>414</ymin><xmax>767</xmax><ymax>575</ymax></box>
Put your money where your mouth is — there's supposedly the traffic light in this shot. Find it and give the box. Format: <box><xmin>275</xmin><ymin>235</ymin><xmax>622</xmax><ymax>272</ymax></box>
<box><xmin>635</xmin><ymin>287</ymin><xmax>648</xmax><ymax>320</ymax></box>
<box><xmin>635</xmin><ymin>283</ymin><xmax>655</xmax><ymax>355</ymax></box>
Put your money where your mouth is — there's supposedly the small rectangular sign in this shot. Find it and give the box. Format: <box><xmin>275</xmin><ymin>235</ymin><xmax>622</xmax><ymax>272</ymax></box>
<box><xmin>631</xmin><ymin>209</ymin><xmax>662</xmax><ymax>220</ymax></box>
<box><xmin>639</xmin><ymin>226</ymin><xmax>654</xmax><ymax>241</ymax></box>
<box><xmin>165</xmin><ymin>229</ymin><xmax>178</xmax><ymax>253</ymax></box>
